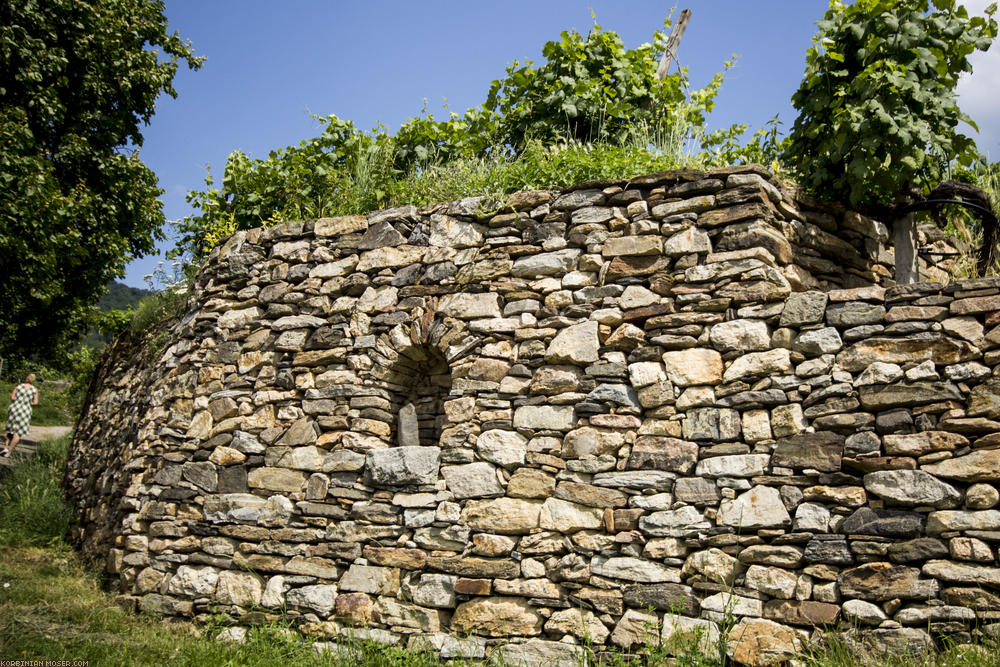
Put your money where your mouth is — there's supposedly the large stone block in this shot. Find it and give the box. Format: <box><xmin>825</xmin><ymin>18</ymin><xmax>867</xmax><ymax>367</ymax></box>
<box><xmin>286</xmin><ymin>584</ymin><xmax>339</xmax><ymax>615</ymax></box>
<box><xmin>718</xmin><ymin>486</ymin><xmax>791</xmax><ymax>530</ymax></box>
<box><xmin>441</xmin><ymin>462</ymin><xmax>504</xmax><ymax>499</ymax></box>
<box><xmin>838</xmin><ymin>563</ymin><xmax>938</xmax><ymax>601</ymax></box>
<box><xmin>709</xmin><ymin>319</ymin><xmax>770</xmax><ymax>352</ymax></box>
<box><xmin>545</xmin><ymin>321</ymin><xmax>600</xmax><ymax>365</ymax></box>
<box><xmin>475</xmin><ymin>430</ymin><xmax>527</xmax><ymax>469</ymax></box>
<box><xmin>663</xmin><ymin>227</ymin><xmax>711</xmax><ymax>256</ymax></box>
<box><xmin>695</xmin><ymin>454</ymin><xmax>769</xmax><ymax>478</ymax></box>
<box><xmin>682</xmin><ymin>408</ymin><xmax>741</xmax><ymax>441</ymax></box>
<box><xmin>837</xmin><ymin>333</ymin><xmax>978</xmax><ymax>372</ymax></box>
<box><xmin>365</xmin><ymin>447</ymin><xmax>441</xmax><ymax>487</ymax></box>
<box><xmin>638</xmin><ymin>506</ymin><xmax>710</xmax><ymax>537</ymax></box>
<box><xmin>247</xmin><ymin>467</ymin><xmax>307</xmax><ymax>493</ymax></box>
<box><xmin>662</xmin><ymin>615</ymin><xmax>720</xmax><ymax>657</ymax></box>
<box><xmin>340</xmin><ymin>565</ymin><xmax>399</xmax><ymax>596</ymax></box>
<box><xmin>602</xmin><ymin>235</ymin><xmax>663</xmax><ymax>256</ymax></box>
<box><xmin>772</xmin><ymin>432</ymin><xmax>844</xmax><ymax>472</ymax></box>
<box><xmin>926</xmin><ymin>510</ymin><xmax>1000</xmax><ymax>535</ymax></box>
<box><xmin>779</xmin><ymin>290</ymin><xmax>827</xmax><ymax>327</ymax></box>
<box><xmin>723</xmin><ymin>349</ymin><xmax>792</xmax><ymax>382</ymax></box>
<box><xmin>858</xmin><ymin>381</ymin><xmax>963</xmax><ymax>410</ymax></box>
<box><xmin>438</xmin><ymin>293</ymin><xmax>501</xmax><ymax>319</ymax></box>
<box><xmin>627</xmin><ymin>436</ymin><xmax>698</xmax><ymax>474</ymax></box>
<box><xmin>461</xmin><ymin>498</ymin><xmax>542</xmax><ymax>535</ymax></box>
<box><xmin>451</xmin><ymin>597</ymin><xmax>543</xmax><ymax>637</ymax></box>
<box><xmin>661</xmin><ymin>348</ymin><xmax>723</xmax><ymax>386</ymax></box>
<box><xmin>429</xmin><ymin>214</ymin><xmax>484</xmax><ymax>248</ymax></box>
<box><xmin>726</xmin><ymin>618</ymin><xmax>801</xmax><ymax>667</ymax></box>
<box><xmin>923</xmin><ymin>448</ymin><xmax>1000</xmax><ymax>482</ymax></box>
<box><xmin>513</xmin><ymin>406</ymin><xmax>575</xmax><ymax>431</ymax></box>
<box><xmin>511</xmin><ymin>249</ymin><xmax>581</xmax><ymax>277</ymax></box>
<box><xmin>489</xmin><ymin>640</ymin><xmax>587</xmax><ymax>666</ymax></box>
<box><xmin>591</xmin><ymin>555</ymin><xmax>682</xmax><ymax>583</ymax></box>
<box><xmin>539</xmin><ymin>498</ymin><xmax>604</xmax><ymax>532</ymax></box>
<box><xmin>864</xmin><ymin>470</ymin><xmax>961</xmax><ymax>508</ymax></box>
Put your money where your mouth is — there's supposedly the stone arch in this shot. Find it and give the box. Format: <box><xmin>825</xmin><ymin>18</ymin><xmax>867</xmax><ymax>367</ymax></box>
<box><xmin>368</xmin><ymin>304</ymin><xmax>481</xmax><ymax>448</ymax></box>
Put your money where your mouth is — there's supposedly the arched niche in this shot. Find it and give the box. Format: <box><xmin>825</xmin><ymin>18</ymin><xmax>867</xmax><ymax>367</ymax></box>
<box><xmin>382</xmin><ymin>343</ymin><xmax>453</xmax><ymax>448</ymax></box>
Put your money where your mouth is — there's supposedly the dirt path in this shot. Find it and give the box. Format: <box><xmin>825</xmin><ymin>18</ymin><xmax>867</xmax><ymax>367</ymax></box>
<box><xmin>27</xmin><ymin>425</ymin><xmax>72</xmax><ymax>441</ymax></box>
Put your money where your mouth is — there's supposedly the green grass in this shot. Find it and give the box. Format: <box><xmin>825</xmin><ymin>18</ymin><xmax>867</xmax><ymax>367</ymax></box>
<box><xmin>391</xmin><ymin>133</ymin><xmax>695</xmax><ymax>211</ymax></box>
<box><xmin>1</xmin><ymin>381</ymin><xmax>76</xmax><ymax>427</ymax></box>
<box><xmin>0</xmin><ymin>545</ymin><xmax>451</xmax><ymax>666</ymax></box>
<box><xmin>0</xmin><ymin>434</ymin><xmax>73</xmax><ymax>547</ymax></box>
<box><xmin>800</xmin><ymin>630</ymin><xmax>1000</xmax><ymax>667</ymax></box>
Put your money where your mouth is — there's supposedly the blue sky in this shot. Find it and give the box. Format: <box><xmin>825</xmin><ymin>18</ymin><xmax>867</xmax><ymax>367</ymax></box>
<box><xmin>125</xmin><ymin>0</ymin><xmax>1000</xmax><ymax>288</ymax></box>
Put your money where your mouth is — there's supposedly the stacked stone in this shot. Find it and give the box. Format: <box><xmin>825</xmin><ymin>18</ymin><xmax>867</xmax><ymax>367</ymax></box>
<box><xmin>66</xmin><ymin>166</ymin><xmax>993</xmax><ymax>666</ymax></box>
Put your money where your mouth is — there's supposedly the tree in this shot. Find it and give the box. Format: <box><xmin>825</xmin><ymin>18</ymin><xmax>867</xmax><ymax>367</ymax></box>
<box><xmin>782</xmin><ymin>0</ymin><xmax>997</xmax><ymax>281</ymax></box>
<box><xmin>0</xmin><ymin>0</ymin><xmax>201</xmax><ymax>359</ymax></box>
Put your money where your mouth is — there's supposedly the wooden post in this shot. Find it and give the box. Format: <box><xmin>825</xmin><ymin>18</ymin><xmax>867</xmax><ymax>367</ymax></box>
<box><xmin>894</xmin><ymin>212</ymin><xmax>919</xmax><ymax>284</ymax></box>
<box><xmin>656</xmin><ymin>9</ymin><xmax>691</xmax><ymax>80</ymax></box>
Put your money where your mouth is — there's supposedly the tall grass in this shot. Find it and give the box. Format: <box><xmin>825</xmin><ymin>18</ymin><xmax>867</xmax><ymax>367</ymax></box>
<box><xmin>394</xmin><ymin>118</ymin><xmax>706</xmax><ymax>211</ymax></box>
<box><xmin>0</xmin><ymin>434</ymin><xmax>72</xmax><ymax>546</ymax></box>
<box><xmin>801</xmin><ymin>630</ymin><xmax>1000</xmax><ymax>667</ymax></box>
<box><xmin>0</xmin><ymin>544</ymin><xmax>452</xmax><ymax>667</ymax></box>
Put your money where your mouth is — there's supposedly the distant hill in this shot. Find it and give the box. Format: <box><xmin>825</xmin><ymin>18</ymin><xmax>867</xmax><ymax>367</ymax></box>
<box><xmin>79</xmin><ymin>281</ymin><xmax>153</xmax><ymax>350</ymax></box>
<box><xmin>99</xmin><ymin>281</ymin><xmax>152</xmax><ymax>312</ymax></box>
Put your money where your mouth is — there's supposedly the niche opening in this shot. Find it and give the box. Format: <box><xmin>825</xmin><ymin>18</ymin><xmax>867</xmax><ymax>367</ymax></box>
<box><xmin>385</xmin><ymin>344</ymin><xmax>452</xmax><ymax>447</ymax></box>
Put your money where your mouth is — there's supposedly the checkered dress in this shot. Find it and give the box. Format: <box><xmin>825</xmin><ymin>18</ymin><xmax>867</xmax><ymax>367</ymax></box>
<box><xmin>6</xmin><ymin>383</ymin><xmax>36</xmax><ymax>437</ymax></box>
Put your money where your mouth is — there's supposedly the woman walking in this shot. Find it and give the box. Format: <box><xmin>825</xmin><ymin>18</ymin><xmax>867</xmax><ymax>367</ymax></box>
<box><xmin>2</xmin><ymin>373</ymin><xmax>39</xmax><ymax>457</ymax></box>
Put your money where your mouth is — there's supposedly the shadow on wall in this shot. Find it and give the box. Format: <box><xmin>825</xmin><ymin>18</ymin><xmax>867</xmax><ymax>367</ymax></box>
<box><xmin>385</xmin><ymin>344</ymin><xmax>452</xmax><ymax>448</ymax></box>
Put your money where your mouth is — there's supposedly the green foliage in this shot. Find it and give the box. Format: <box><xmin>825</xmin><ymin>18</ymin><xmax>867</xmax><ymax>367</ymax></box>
<box><xmin>94</xmin><ymin>309</ymin><xmax>134</xmax><ymax>338</ymax></box>
<box><xmin>61</xmin><ymin>345</ymin><xmax>100</xmax><ymax>418</ymax></box>
<box><xmin>0</xmin><ymin>434</ymin><xmax>72</xmax><ymax>546</ymax></box>
<box><xmin>178</xmin><ymin>116</ymin><xmax>396</xmax><ymax>255</ymax></box>
<box><xmin>0</xmin><ymin>0</ymin><xmax>202</xmax><ymax>359</ymax></box>
<box><xmin>393</xmin><ymin>129</ymin><xmax>691</xmax><ymax>211</ymax></box>
<box><xmin>175</xmin><ymin>15</ymin><xmax>732</xmax><ymax>259</ymax></box>
<box><xmin>702</xmin><ymin>115</ymin><xmax>788</xmax><ymax>172</ymax></box>
<box><xmin>782</xmin><ymin>0</ymin><xmax>997</xmax><ymax>209</ymax></box>
<box><xmin>483</xmin><ymin>20</ymin><xmax>707</xmax><ymax>151</ymax></box>
<box><xmin>63</xmin><ymin>281</ymin><xmax>149</xmax><ymax>354</ymax></box>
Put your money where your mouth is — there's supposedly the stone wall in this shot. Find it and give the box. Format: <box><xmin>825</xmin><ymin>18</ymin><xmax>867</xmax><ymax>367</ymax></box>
<box><xmin>64</xmin><ymin>166</ymin><xmax>998</xmax><ymax>665</ymax></box>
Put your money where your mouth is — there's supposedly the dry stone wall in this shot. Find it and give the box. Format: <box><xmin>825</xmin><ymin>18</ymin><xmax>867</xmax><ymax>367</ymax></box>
<box><xmin>65</xmin><ymin>166</ymin><xmax>999</xmax><ymax>665</ymax></box>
